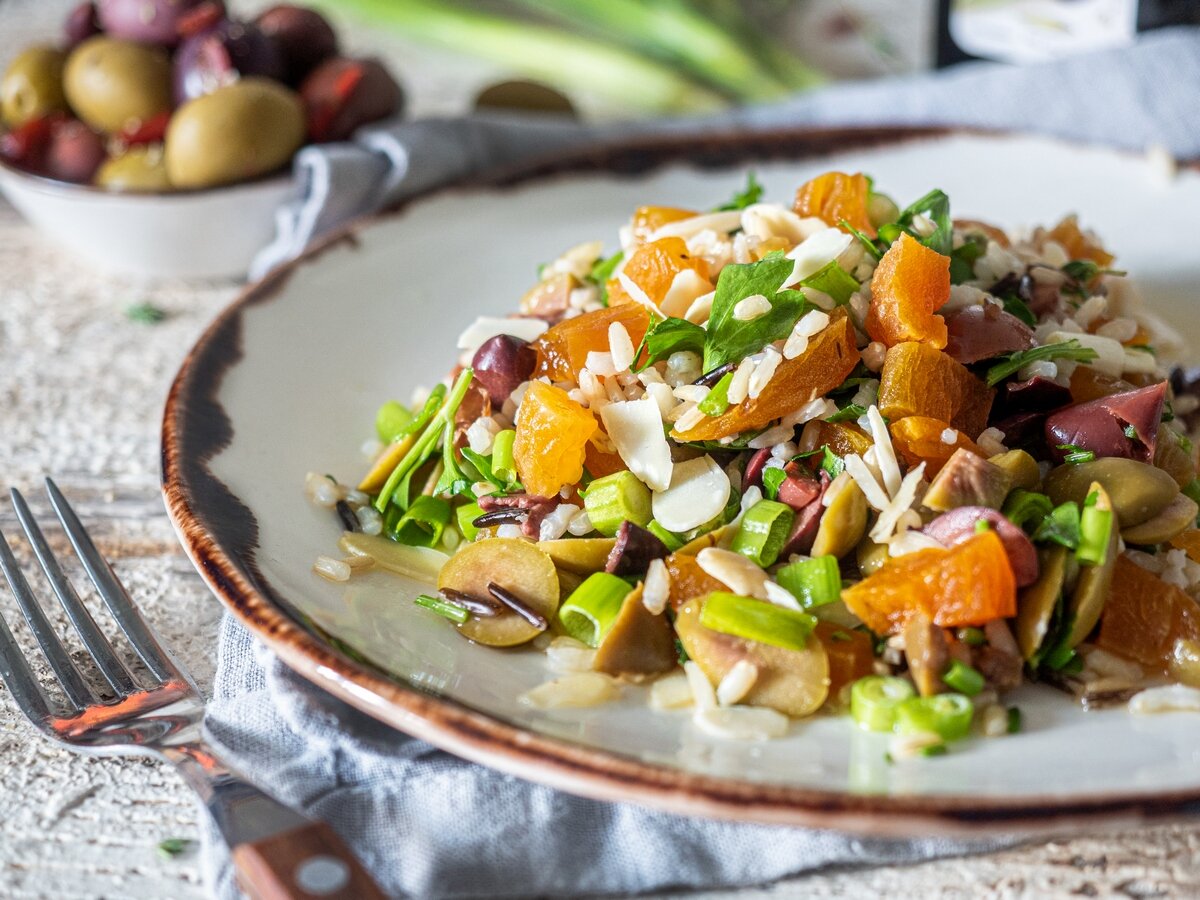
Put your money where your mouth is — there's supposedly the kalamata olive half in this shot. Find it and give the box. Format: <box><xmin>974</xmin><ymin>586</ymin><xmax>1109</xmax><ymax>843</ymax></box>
<box><xmin>605</xmin><ymin>521</ymin><xmax>668</xmax><ymax>577</ymax></box>
<box><xmin>173</xmin><ymin>18</ymin><xmax>285</xmax><ymax>103</ymax></box>
<box><xmin>255</xmin><ymin>5</ymin><xmax>338</xmax><ymax>84</ymax></box>
<box><xmin>97</xmin><ymin>0</ymin><xmax>208</xmax><ymax>46</ymax></box>
<box><xmin>943</xmin><ymin>304</ymin><xmax>1035</xmax><ymax>365</ymax></box>
<box><xmin>923</xmin><ymin>506</ymin><xmax>1039</xmax><ymax>587</ymax></box>
<box><xmin>1044</xmin><ymin>381</ymin><xmax>1167</xmax><ymax>464</ymax></box>
<box><xmin>300</xmin><ymin>56</ymin><xmax>404</xmax><ymax>143</ymax></box>
<box><xmin>63</xmin><ymin>3</ymin><xmax>101</xmax><ymax>50</ymax></box>
<box><xmin>471</xmin><ymin>334</ymin><xmax>536</xmax><ymax>405</ymax></box>
<box><xmin>42</xmin><ymin>116</ymin><xmax>107</xmax><ymax>183</ymax></box>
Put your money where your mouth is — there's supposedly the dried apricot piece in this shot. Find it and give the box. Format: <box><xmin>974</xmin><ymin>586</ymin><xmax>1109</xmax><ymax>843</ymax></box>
<box><xmin>815</xmin><ymin>622</ymin><xmax>874</xmax><ymax>699</ymax></box>
<box><xmin>793</xmin><ymin>171</ymin><xmax>875</xmax><ymax>237</ymax></box>
<box><xmin>605</xmin><ymin>237</ymin><xmax>711</xmax><ymax>311</ymax></box>
<box><xmin>866</xmin><ymin>232</ymin><xmax>951</xmax><ymax>348</ymax></box>
<box><xmin>674</xmin><ymin>311</ymin><xmax>860</xmax><ymax>441</ymax></box>
<box><xmin>842</xmin><ymin>530</ymin><xmax>1017</xmax><ymax>635</ymax></box>
<box><xmin>1045</xmin><ymin>215</ymin><xmax>1115</xmax><ymax>267</ymax></box>
<box><xmin>878</xmin><ymin>341</ymin><xmax>995</xmax><ymax>439</ymax></box>
<box><xmin>889</xmin><ymin>416</ymin><xmax>983</xmax><ymax>475</ymax></box>
<box><xmin>513</xmin><ymin>381</ymin><xmax>597</xmax><ymax>497</ymax></box>
<box><xmin>1097</xmin><ymin>556</ymin><xmax>1200</xmax><ymax>675</ymax></box>
<box><xmin>664</xmin><ymin>553</ymin><xmax>725</xmax><ymax>611</ymax></box>
<box><xmin>809</xmin><ymin>421</ymin><xmax>874</xmax><ymax>458</ymax></box>
<box><xmin>631</xmin><ymin>206</ymin><xmax>697</xmax><ymax>245</ymax></box>
<box><xmin>530</xmin><ymin>304</ymin><xmax>651</xmax><ymax>382</ymax></box>
<box><xmin>584</xmin><ymin>439</ymin><xmax>626</xmax><ymax>479</ymax></box>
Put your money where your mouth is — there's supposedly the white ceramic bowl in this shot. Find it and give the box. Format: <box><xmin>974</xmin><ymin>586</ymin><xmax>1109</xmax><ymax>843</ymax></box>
<box><xmin>0</xmin><ymin>159</ymin><xmax>294</xmax><ymax>280</ymax></box>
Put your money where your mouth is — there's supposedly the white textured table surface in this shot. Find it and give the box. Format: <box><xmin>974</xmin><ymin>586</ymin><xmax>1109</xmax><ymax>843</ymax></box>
<box><xmin>2</xmin><ymin>2</ymin><xmax>1200</xmax><ymax>898</ymax></box>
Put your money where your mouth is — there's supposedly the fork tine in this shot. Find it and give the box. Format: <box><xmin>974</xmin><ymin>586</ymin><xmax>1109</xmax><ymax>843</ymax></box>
<box><xmin>10</xmin><ymin>488</ymin><xmax>137</xmax><ymax>697</ymax></box>
<box><xmin>0</xmin><ymin>606</ymin><xmax>55</xmax><ymax>724</ymax></box>
<box><xmin>0</xmin><ymin>526</ymin><xmax>93</xmax><ymax>711</ymax></box>
<box><xmin>45</xmin><ymin>478</ymin><xmax>182</xmax><ymax>686</ymax></box>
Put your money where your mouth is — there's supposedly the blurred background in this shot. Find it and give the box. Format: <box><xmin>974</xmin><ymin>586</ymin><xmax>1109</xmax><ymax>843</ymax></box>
<box><xmin>4</xmin><ymin>0</ymin><xmax>1198</xmax><ymax>123</ymax></box>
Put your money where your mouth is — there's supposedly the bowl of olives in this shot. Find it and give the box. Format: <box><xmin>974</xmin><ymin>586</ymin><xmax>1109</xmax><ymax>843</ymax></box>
<box><xmin>0</xmin><ymin>1</ymin><xmax>404</xmax><ymax>280</ymax></box>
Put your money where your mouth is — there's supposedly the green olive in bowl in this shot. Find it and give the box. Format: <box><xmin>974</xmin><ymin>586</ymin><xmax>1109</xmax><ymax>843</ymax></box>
<box><xmin>95</xmin><ymin>145</ymin><xmax>172</xmax><ymax>193</ymax></box>
<box><xmin>164</xmin><ymin>78</ymin><xmax>305</xmax><ymax>190</ymax></box>
<box><xmin>64</xmin><ymin>36</ymin><xmax>172</xmax><ymax>134</ymax></box>
<box><xmin>1</xmin><ymin>46</ymin><xmax>68</xmax><ymax>128</ymax></box>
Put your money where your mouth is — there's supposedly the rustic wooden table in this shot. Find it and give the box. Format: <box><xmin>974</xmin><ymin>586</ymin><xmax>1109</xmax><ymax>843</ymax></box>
<box><xmin>1</xmin><ymin>1</ymin><xmax>1198</xmax><ymax>897</ymax></box>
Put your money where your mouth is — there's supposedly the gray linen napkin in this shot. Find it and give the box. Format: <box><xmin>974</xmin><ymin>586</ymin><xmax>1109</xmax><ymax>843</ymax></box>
<box><xmin>209</xmin><ymin>27</ymin><xmax>1200</xmax><ymax>899</ymax></box>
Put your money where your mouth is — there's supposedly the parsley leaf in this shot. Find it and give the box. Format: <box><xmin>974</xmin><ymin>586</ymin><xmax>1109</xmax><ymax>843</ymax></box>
<box><xmin>896</xmin><ymin>188</ymin><xmax>952</xmax><ymax>256</ymax></box>
<box><xmin>1057</xmin><ymin>443</ymin><xmax>1097</xmax><ymax>465</ymax></box>
<box><xmin>126</xmin><ymin>302</ymin><xmax>166</xmax><ymax>324</ymax></box>
<box><xmin>985</xmin><ymin>339</ymin><xmax>1099</xmax><ymax>387</ymax></box>
<box><xmin>825</xmin><ymin>403</ymin><xmax>867</xmax><ymax>424</ymax></box>
<box><xmin>714</xmin><ymin>171</ymin><xmax>763</xmax><ymax>211</ymax></box>
<box><xmin>799</xmin><ymin>259</ymin><xmax>860</xmax><ymax>304</ymax></box>
<box><xmin>633</xmin><ymin>317</ymin><xmax>706</xmax><ymax>371</ymax></box>
<box><xmin>703</xmin><ymin>257</ymin><xmax>809</xmax><ymax>371</ymax></box>
<box><xmin>761</xmin><ymin>466</ymin><xmax>787</xmax><ymax>501</ymax></box>
<box><xmin>1000</xmin><ymin>293</ymin><xmax>1037</xmax><ymax>327</ymax></box>
<box><xmin>1033</xmin><ymin>501</ymin><xmax>1081</xmax><ymax>549</ymax></box>
<box><xmin>589</xmin><ymin>251</ymin><xmax>624</xmax><ymax>305</ymax></box>
<box><xmin>840</xmin><ymin>219</ymin><xmax>883</xmax><ymax>261</ymax></box>
<box><xmin>949</xmin><ymin>233</ymin><xmax>987</xmax><ymax>284</ymax></box>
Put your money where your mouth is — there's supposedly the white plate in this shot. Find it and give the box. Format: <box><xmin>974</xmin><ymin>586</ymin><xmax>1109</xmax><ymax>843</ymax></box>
<box><xmin>164</xmin><ymin>129</ymin><xmax>1200</xmax><ymax>834</ymax></box>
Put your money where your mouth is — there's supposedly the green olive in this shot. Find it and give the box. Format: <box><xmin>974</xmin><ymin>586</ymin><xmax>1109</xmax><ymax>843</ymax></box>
<box><xmin>64</xmin><ymin>37</ymin><xmax>171</xmax><ymax>134</ymax></box>
<box><xmin>1120</xmin><ymin>493</ymin><xmax>1200</xmax><ymax>545</ymax></box>
<box><xmin>1044</xmin><ymin>458</ymin><xmax>1179</xmax><ymax>528</ymax></box>
<box><xmin>1064</xmin><ymin>483</ymin><xmax>1118</xmax><ymax>649</ymax></box>
<box><xmin>539</xmin><ymin>538</ymin><xmax>615</xmax><ymax>575</ymax></box>
<box><xmin>674</xmin><ymin>598</ymin><xmax>829</xmax><ymax>717</ymax></box>
<box><xmin>165</xmin><ymin>79</ymin><xmax>304</xmax><ymax>189</ymax></box>
<box><xmin>1154</xmin><ymin>424</ymin><xmax>1196</xmax><ymax>488</ymax></box>
<box><xmin>438</xmin><ymin>538</ymin><xmax>559</xmax><ymax>647</ymax></box>
<box><xmin>811</xmin><ymin>479</ymin><xmax>867</xmax><ymax>558</ymax></box>
<box><xmin>95</xmin><ymin>145</ymin><xmax>172</xmax><ymax>192</ymax></box>
<box><xmin>1</xmin><ymin>45</ymin><xmax>67</xmax><ymax>128</ymax></box>
<box><xmin>1015</xmin><ymin>544</ymin><xmax>1069</xmax><ymax>661</ymax></box>
<box><xmin>988</xmin><ymin>449</ymin><xmax>1041</xmax><ymax>493</ymax></box>
<box><xmin>855</xmin><ymin>538</ymin><xmax>889</xmax><ymax>576</ymax></box>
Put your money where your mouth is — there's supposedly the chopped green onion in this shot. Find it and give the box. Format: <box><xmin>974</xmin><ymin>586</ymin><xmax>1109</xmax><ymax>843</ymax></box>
<box><xmin>894</xmin><ymin>693</ymin><xmax>974</xmax><ymax>741</ymax></box>
<box><xmin>1043</xmin><ymin>642</ymin><xmax>1079</xmax><ymax>672</ymax></box>
<box><xmin>583</xmin><ymin>470</ymin><xmax>652</xmax><ymax>536</ymax></box>
<box><xmin>1077</xmin><ymin>501</ymin><xmax>1114</xmax><ymax>566</ymax></box>
<box><xmin>973</xmin><ymin>519</ymin><xmax>991</xmax><ymax>534</ymax></box>
<box><xmin>850</xmin><ymin>675</ymin><xmax>916</xmax><ymax>732</ymax></box>
<box><xmin>1057</xmin><ymin>443</ymin><xmax>1097</xmax><ymax>465</ymax></box>
<box><xmin>157</xmin><ymin>837</ymin><xmax>191</xmax><ymax>859</ymax></box>
<box><xmin>491</xmin><ymin>429</ymin><xmax>517</xmax><ymax>485</ymax></box>
<box><xmin>1003</xmin><ymin>489</ymin><xmax>1054</xmax><ymax>532</ymax></box>
<box><xmin>1006</xmin><ymin>706</ymin><xmax>1023</xmax><ymax>734</ymax></box>
<box><xmin>698</xmin><ymin>591</ymin><xmax>816</xmax><ymax>652</ymax></box>
<box><xmin>455</xmin><ymin>501</ymin><xmax>484</xmax><ymax>543</ymax></box>
<box><xmin>647</xmin><ymin>520</ymin><xmax>685</xmax><ymax>552</ymax></box>
<box><xmin>126</xmin><ymin>302</ymin><xmax>166</xmax><ymax>324</ymax></box>
<box><xmin>415</xmin><ymin>593</ymin><xmax>469</xmax><ymax>624</ymax></box>
<box><xmin>918</xmin><ymin>743</ymin><xmax>949</xmax><ymax>758</ymax></box>
<box><xmin>775</xmin><ymin>556</ymin><xmax>842</xmax><ymax>609</ymax></box>
<box><xmin>942</xmin><ymin>660</ymin><xmax>985</xmax><ymax>697</ymax></box>
<box><xmin>730</xmin><ymin>499</ymin><xmax>794</xmax><ymax>566</ymax></box>
<box><xmin>558</xmin><ymin>572</ymin><xmax>632</xmax><ymax>647</ymax></box>
<box><xmin>392</xmin><ymin>495</ymin><xmax>452</xmax><ymax>547</ymax></box>
<box><xmin>375</xmin><ymin>400</ymin><xmax>414</xmax><ymax>443</ymax></box>
<box><xmin>956</xmin><ymin>627</ymin><xmax>986</xmax><ymax>647</ymax></box>
<box><xmin>1034</xmin><ymin>501</ymin><xmax>1081</xmax><ymax>550</ymax></box>
<box><xmin>985</xmin><ymin>340</ymin><xmax>1099</xmax><ymax>387</ymax></box>
<box><xmin>698</xmin><ymin>372</ymin><xmax>733</xmax><ymax>417</ymax></box>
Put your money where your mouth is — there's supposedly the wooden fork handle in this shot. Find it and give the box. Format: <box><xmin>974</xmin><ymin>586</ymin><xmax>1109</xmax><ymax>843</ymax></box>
<box><xmin>232</xmin><ymin>820</ymin><xmax>387</xmax><ymax>900</ymax></box>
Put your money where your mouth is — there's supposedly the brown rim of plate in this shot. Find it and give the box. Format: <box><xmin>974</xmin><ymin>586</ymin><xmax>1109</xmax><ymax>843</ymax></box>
<box><xmin>161</xmin><ymin>124</ymin><xmax>1200</xmax><ymax>836</ymax></box>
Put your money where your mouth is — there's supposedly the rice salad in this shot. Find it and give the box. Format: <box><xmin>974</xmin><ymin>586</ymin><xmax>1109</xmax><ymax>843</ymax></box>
<box><xmin>308</xmin><ymin>170</ymin><xmax>1200</xmax><ymax>752</ymax></box>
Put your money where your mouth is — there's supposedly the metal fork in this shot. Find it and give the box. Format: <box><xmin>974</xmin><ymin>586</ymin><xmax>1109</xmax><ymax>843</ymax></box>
<box><xmin>0</xmin><ymin>479</ymin><xmax>386</xmax><ymax>900</ymax></box>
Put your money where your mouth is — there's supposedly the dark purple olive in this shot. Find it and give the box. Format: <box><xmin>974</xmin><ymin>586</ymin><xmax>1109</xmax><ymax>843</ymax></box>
<box><xmin>42</xmin><ymin>116</ymin><xmax>106</xmax><ymax>183</ymax></box>
<box><xmin>605</xmin><ymin>522</ymin><xmax>669</xmax><ymax>576</ymax></box>
<box><xmin>300</xmin><ymin>56</ymin><xmax>403</xmax><ymax>143</ymax></box>
<box><xmin>63</xmin><ymin>2</ymin><xmax>101</xmax><ymax>49</ymax></box>
<box><xmin>97</xmin><ymin>0</ymin><xmax>209</xmax><ymax>46</ymax></box>
<box><xmin>471</xmin><ymin>334</ymin><xmax>536</xmax><ymax>405</ymax></box>
<box><xmin>173</xmin><ymin>18</ymin><xmax>285</xmax><ymax>104</ymax></box>
<box><xmin>999</xmin><ymin>376</ymin><xmax>1073</xmax><ymax>416</ymax></box>
<box><xmin>255</xmin><ymin>5</ymin><xmax>338</xmax><ymax>84</ymax></box>
<box><xmin>776</xmin><ymin>462</ymin><xmax>822</xmax><ymax>511</ymax></box>
<box><xmin>1044</xmin><ymin>381</ymin><xmax>1167</xmax><ymax>464</ymax></box>
<box><xmin>944</xmin><ymin>304</ymin><xmax>1034</xmax><ymax>365</ymax></box>
<box><xmin>923</xmin><ymin>507</ymin><xmax>1039</xmax><ymax>587</ymax></box>
<box><xmin>742</xmin><ymin>448</ymin><xmax>771</xmax><ymax>490</ymax></box>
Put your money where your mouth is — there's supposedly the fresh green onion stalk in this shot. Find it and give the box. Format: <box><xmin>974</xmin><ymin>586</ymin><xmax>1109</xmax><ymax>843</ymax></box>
<box><xmin>559</xmin><ymin>572</ymin><xmax>632</xmax><ymax>647</ymax></box>
<box><xmin>894</xmin><ymin>693</ymin><xmax>974</xmax><ymax>741</ymax></box>
<box><xmin>698</xmin><ymin>592</ymin><xmax>816</xmax><ymax>652</ymax></box>
<box><xmin>584</xmin><ymin>471</ymin><xmax>653</xmax><ymax>536</ymax></box>
<box><xmin>730</xmin><ymin>499</ymin><xmax>794</xmax><ymax>567</ymax></box>
<box><xmin>850</xmin><ymin>675</ymin><xmax>915</xmax><ymax>732</ymax></box>
<box><xmin>775</xmin><ymin>556</ymin><xmax>841</xmax><ymax>609</ymax></box>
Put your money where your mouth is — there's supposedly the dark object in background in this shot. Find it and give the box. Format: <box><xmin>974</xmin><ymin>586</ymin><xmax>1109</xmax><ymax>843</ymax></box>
<box><xmin>300</xmin><ymin>57</ymin><xmax>404</xmax><ymax>142</ymax></box>
<box><xmin>256</xmin><ymin>5</ymin><xmax>340</xmax><ymax>85</ymax></box>
<box><xmin>63</xmin><ymin>2</ymin><xmax>101</xmax><ymax>50</ymax></box>
<box><xmin>936</xmin><ymin>0</ymin><xmax>1200</xmax><ymax>68</ymax></box>
<box><xmin>474</xmin><ymin>80</ymin><xmax>577</xmax><ymax>117</ymax></box>
<box><xmin>173</xmin><ymin>17</ymin><xmax>286</xmax><ymax>104</ymax></box>
<box><xmin>96</xmin><ymin>0</ymin><xmax>208</xmax><ymax>47</ymax></box>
